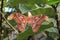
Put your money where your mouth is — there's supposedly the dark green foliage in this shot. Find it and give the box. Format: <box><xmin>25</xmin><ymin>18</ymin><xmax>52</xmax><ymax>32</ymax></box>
<box><xmin>2</xmin><ymin>0</ymin><xmax>60</xmax><ymax>40</ymax></box>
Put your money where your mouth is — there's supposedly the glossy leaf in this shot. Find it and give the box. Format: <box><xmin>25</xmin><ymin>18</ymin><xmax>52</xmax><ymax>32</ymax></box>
<box><xmin>19</xmin><ymin>4</ymin><xmax>31</xmax><ymax>14</ymax></box>
<box><xmin>45</xmin><ymin>27</ymin><xmax>58</xmax><ymax>38</ymax></box>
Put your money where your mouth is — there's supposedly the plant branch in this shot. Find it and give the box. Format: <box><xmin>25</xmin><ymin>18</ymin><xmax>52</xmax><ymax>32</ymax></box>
<box><xmin>2</xmin><ymin>14</ymin><xmax>19</xmax><ymax>34</ymax></box>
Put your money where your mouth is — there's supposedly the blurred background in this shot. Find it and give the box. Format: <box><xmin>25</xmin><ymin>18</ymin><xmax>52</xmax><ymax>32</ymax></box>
<box><xmin>0</xmin><ymin>0</ymin><xmax>60</xmax><ymax>40</ymax></box>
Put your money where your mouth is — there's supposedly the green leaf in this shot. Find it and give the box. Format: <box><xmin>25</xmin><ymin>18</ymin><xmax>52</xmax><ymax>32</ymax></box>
<box><xmin>45</xmin><ymin>8</ymin><xmax>55</xmax><ymax>18</ymax></box>
<box><xmin>30</xmin><ymin>7</ymin><xmax>55</xmax><ymax>18</ymax></box>
<box><xmin>42</xmin><ymin>18</ymin><xmax>56</xmax><ymax>27</ymax></box>
<box><xmin>45</xmin><ymin>27</ymin><xmax>58</xmax><ymax>33</ymax></box>
<box><xmin>8</xmin><ymin>0</ymin><xmax>20</xmax><ymax>8</ymax></box>
<box><xmin>49</xmin><ymin>18</ymin><xmax>57</xmax><ymax>27</ymax></box>
<box><xmin>39</xmin><ymin>23</ymin><xmax>54</xmax><ymax>32</ymax></box>
<box><xmin>19</xmin><ymin>4</ymin><xmax>31</xmax><ymax>14</ymax></box>
<box><xmin>45</xmin><ymin>27</ymin><xmax>59</xmax><ymax>38</ymax></box>
<box><xmin>42</xmin><ymin>21</ymin><xmax>50</xmax><ymax>25</ymax></box>
<box><xmin>47</xmin><ymin>0</ymin><xmax>60</xmax><ymax>5</ymax></box>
